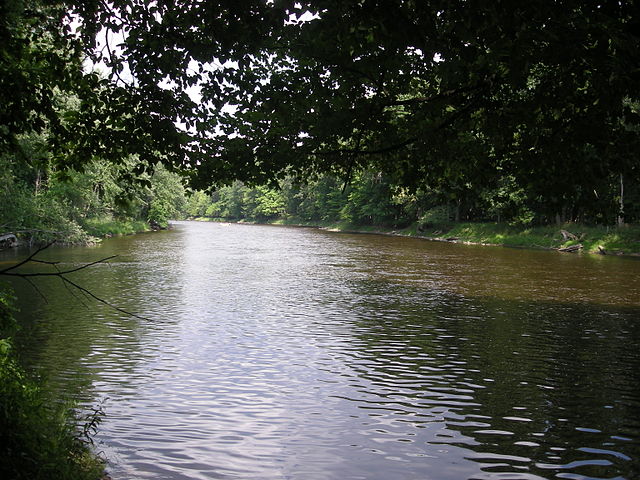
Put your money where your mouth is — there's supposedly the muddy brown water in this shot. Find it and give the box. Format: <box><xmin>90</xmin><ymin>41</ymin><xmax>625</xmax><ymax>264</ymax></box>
<box><xmin>4</xmin><ymin>221</ymin><xmax>640</xmax><ymax>479</ymax></box>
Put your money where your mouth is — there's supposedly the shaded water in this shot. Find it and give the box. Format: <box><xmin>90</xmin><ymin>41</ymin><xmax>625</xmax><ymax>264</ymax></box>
<box><xmin>4</xmin><ymin>221</ymin><xmax>640</xmax><ymax>479</ymax></box>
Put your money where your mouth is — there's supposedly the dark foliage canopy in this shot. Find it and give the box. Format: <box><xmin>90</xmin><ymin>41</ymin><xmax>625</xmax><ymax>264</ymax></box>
<box><xmin>2</xmin><ymin>0</ymin><xmax>639</xmax><ymax>198</ymax></box>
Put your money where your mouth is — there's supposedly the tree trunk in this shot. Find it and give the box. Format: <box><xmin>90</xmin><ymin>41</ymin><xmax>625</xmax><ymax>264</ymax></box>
<box><xmin>617</xmin><ymin>173</ymin><xmax>625</xmax><ymax>226</ymax></box>
<box><xmin>34</xmin><ymin>169</ymin><xmax>42</xmax><ymax>195</ymax></box>
<box><xmin>555</xmin><ymin>213</ymin><xmax>563</xmax><ymax>226</ymax></box>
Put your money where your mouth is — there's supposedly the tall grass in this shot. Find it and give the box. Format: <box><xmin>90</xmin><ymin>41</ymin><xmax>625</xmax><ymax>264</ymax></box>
<box><xmin>81</xmin><ymin>216</ymin><xmax>149</xmax><ymax>238</ymax></box>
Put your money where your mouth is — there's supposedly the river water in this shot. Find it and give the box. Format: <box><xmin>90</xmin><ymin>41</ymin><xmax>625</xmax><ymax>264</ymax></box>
<box><xmin>4</xmin><ymin>221</ymin><xmax>640</xmax><ymax>479</ymax></box>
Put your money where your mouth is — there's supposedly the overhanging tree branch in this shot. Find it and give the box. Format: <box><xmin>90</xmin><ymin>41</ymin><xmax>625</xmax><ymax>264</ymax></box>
<box><xmin>381</xmin><ymin>83</ymin><xmax>488</xmax><ymax>108</ymax></box>
<box><xmin>315</xmin><ymin>92</ymin><xmax>484</xmax><ymax>157</ymax></box>
<box><xmin>315</xmin><ymin>135</ymin><xmax>419</xmax><ymax>157</ymax></box>
<box><xmin>0</xmin><ymin>242</ymin><xmax>150</xmax><ymax>321</ymax></box>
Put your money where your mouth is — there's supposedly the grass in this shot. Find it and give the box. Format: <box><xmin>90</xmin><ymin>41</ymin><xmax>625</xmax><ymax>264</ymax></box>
<box><xmin>81</xmin><ymin>216</ymin><xmax>150</xmax><ymax>238</ymax></box>
<box><xmin>189</xmin><ymin>216</ymin><xmax>640</xmax><ymax>255</ymax></box>
<box><xmin>413</xmin><ymin>222</ymin><xmax>640</xmax><ymax>255</ymax></box>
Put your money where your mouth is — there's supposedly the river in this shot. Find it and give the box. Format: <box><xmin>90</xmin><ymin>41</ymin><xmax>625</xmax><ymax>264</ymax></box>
<box><xmin>4</xmin><ymin>221</ymin><xmax>640</xmax><ymax>479</ymax></box>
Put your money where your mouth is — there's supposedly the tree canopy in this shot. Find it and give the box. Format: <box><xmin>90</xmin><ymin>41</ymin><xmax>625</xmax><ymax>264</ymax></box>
<box><xmin>2</xmin><ymin>0</ymin><xmax>639</xmax><ymax>211</ymax></box>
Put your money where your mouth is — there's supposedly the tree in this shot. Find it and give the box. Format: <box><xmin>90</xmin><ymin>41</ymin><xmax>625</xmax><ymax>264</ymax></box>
<box><xmin>185</xmin><ymin>190</ymin><xmax>212</xmax><ymax>218</ymax></box>
<box><xmin>146</xmin><ymin>164</ymin><xmax>188</xmax><ymax>226</ymax></box>
<box><xmin>205</xmin><ymin>181</ymin><xmax>248</xmax><ymax>219</ymax></box>
<box><xmin>341</xmin><ymin>170</ymin><xmax>395</xmax><ymax>225</ymax></box>
<box><xmin>244</xmin><ymin>186</ymin><xmax>285</xmax><ymax>220</ymax></box>
<box><xmin>187</xmin><ymin>1</ymin><xmax>640</xmax><ymax>195</ymax></box>
<box><xmin>294</xmin><ymin>175</ymin><xmax>345</xmax><ymax>222</ymax></box>
<box><xmin>2</xmin><ymin>1</ymin><xmax>640</xmax><ymax>218</ymax></box>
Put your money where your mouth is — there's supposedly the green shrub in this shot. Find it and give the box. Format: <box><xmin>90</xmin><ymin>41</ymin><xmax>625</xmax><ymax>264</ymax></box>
<box><xmin>418</xmin><ymin>205</ymin><xmax>453</xmax><ymax>227</ymax></box>
<box><xmin>82</xmin><ymin>216</ymin><xmax>149</xmax><ymax>237</ymax></box>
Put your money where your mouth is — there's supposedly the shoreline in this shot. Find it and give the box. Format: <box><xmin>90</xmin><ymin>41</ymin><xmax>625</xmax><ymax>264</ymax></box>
<box><xmin>0</xmin><ymin>219</ymin><xmax>160</xmax><ymax>250</ymax></box>
<box><xmin>326</xmin><ymin>228</ymin><xmax>640</xmax><ymax>257</ymax></box>
<box><xmin>189</xmin><ymin>217</ymin><xmax>640</xmax><ymax>258</ymax></box>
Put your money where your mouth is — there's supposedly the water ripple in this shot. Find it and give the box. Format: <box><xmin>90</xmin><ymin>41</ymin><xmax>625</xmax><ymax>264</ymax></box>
<box><xmin>7</xmin><ymin>222</ymin><xmax>640</xmax><ymax>480</ymax></box>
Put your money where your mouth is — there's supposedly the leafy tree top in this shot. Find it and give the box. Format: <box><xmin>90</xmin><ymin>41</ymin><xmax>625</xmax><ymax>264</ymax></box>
<box><xmin>2</xmin><ymin>0</ymin><xmax>639</xmax><ymax>192</ymax></box>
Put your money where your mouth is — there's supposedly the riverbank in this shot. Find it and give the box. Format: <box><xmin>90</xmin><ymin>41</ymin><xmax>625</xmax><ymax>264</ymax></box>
<box><xmin>192</xmin><ymin>217</ymin><xmax>640</xmax><ymax>256</ymax></box>
<box><xmin>82</xmin><ymin>218</ymin><xmax>152</xmax><ymax>239</ymax></box>
<box><xmin>399</xmin><ymin>222</ymin><xmax>640</xmax><ymax>256</ymax></box>
<box><xmin>1</xmin><ymin>218</ymin><xmax>153</xmax><ymax>249</ymax></box>
<box><xmin>0</xmin><ymin>290</ymin><xmax>107</xmax><ymax>480</ymax></box>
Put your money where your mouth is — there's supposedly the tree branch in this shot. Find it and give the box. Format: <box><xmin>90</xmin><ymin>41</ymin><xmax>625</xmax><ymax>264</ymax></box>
<box><xmin>24</xmin><ymin>276</ymin><xmax>48</xmax><ymax>304</ymax></box>
<box><xmin>0</xmin><ymin>242</ymin><xmax>56</xmax><ymax>274</ymax></box>
<box><xmin>382</xmin><ymin>83</ymin><xmax>487</xmax><ymax>108</ymax></box>
<box><xmin>0</xmin><ymin>243</ymin><xmax>150</xmax><ymax>321</ymax></box>
<box><xmin>1</xmin><ymin>255</ymin><xmax>119</xmax><ymax>277</ymax></box>
<box><xmin>314</xmin><ymin>91</ymin><xmax>484</xmax><ymax>157</ymax></box>
<box><xmin>59</xmin><ymin>276</ymin><xmax>149</xmax><ymax>321</ymax></box>
<box><xmin>316</xmin><ymin>135</ymin><xmax>419</xmax><ymax>157</ymax></box>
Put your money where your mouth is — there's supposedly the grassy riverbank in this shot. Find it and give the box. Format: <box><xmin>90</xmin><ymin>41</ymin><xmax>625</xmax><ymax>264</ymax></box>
<box><xmin>336</xmin><ymin>222</ymin><xmax>640</xmax><ymax>255</ymax></box>
<box><xmin>81</xmin><ymin>217</ymin><xmax>151</xmax><ymax>239</ymax></box>
<box><xmin>194</xmin><ymin>216</ymin><xmax>640</xmax><ymax>256</ymax></box>
<box><xmin>431</xmin><ymin>223</ymin><xmax>640</xmax><ymax>255</ymax></box>
<box><xmin>2</xmin><ymin>217</ymin><xmax>153</xmax><ymax>247</ymax></box>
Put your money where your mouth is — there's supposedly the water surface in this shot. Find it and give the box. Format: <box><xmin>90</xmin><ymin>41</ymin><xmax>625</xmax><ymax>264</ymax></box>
<box><xmin>5</xmin><ymin>221</ymin><xmax>640</xmax><ymax>479</ymax></box>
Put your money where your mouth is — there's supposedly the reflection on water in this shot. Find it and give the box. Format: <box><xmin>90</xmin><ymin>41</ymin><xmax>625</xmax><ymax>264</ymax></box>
<box><xmin>5</xmin><ymin>221</ymin><xmax>640</xmax><ymax>480</ymax></box>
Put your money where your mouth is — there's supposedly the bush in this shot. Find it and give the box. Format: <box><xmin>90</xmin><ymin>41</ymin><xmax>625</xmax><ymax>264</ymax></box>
<box><xmin>418</xmin><ymin>205</ymin><xmax>453</xmax><ymax>228</ymax></box>
<box><xmin>82</xmin><ymin>216</ymin><xmax>149</xmax><ymax>237</ymax></box>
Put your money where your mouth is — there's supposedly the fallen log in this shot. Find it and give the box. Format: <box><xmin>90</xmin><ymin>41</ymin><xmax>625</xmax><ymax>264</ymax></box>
<box><xmin>558</xmin><ymin>244</ymin><xmax>583</xmax><ymax>253</ymax></box>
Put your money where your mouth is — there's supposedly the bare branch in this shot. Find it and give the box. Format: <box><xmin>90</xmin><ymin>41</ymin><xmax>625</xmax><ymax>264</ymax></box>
<box><xmin>0</xmin><ymin>242</ymin><xmax>56</xmax><ymax>274</ymax></box>
<box><xmin>1</xmin><ymin>255</ymin><xmax>118</xmax><ymax>277</ymax></box>
<box><xmin>60</xmin><ymin>276</ymin><xmax>150</xmax><ymax>321</ymax></box>
<box><xmin>1</xmin><ymin>245</ymin><xmax>151</xmax><ymax>321</ymax></box>
<box><xmin>55</xmin><ymin>263</ymin><xmax>91</xmax><ymax>309</ymax></box>
<box><xmin>24</xmin><ymin>277</ymin><xmax>48</xmax><ymax>304</ymax></box>
<box><xmin>32</xmin><ymin>259</ymin><xmax>61</xmax><ymax>266</ymax></box>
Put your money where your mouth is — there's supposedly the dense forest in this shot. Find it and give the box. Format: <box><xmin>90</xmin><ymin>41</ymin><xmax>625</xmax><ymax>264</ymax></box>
<box><xmin>1</xmin><ymin>131</ymin><xmax>187</xmax><ymax>244</ymax></box>
<box><xmin>188</xmin><ymin>171</ymin><xmax>640</xmax><ymax>227</ymax></box>
<box><xmin>5</xmin><ymin>157</ymin><xmax>637</xmax><ymax>249</ymax></box>
<box><xmin>2</xmin><ymin>1</ymin><xmax>639</xmax><ymax>246</ymax></box>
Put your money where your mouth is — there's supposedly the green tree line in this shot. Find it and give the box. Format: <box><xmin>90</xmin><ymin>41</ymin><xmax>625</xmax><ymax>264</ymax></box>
<box><xmin>1</xmin><ymin>133</ymin><xmax>188</xmax><ymax>245</ymax></box>
<box><xmin>189</xmin><ymin>168</ymin><xmax>640</xmax><ymax>227</ymax></box>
